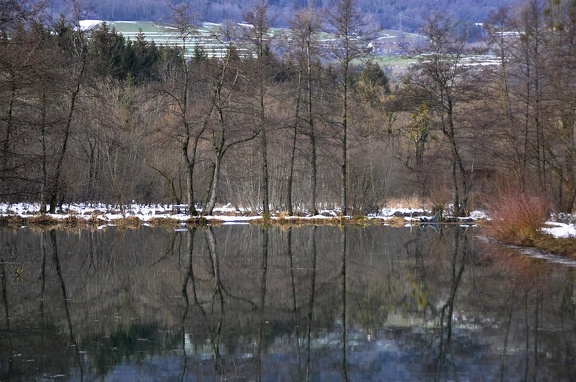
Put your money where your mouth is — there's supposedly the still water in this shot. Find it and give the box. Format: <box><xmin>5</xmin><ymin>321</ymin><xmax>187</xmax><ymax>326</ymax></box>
<box><xmin>0</xmin><ymin>224</ymin><xmax>575</xmax><ymax>381</ymax></box>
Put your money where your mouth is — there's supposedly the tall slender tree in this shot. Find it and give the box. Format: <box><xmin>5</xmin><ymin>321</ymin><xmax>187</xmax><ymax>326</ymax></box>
<box><xmin>327</xmin><ymin>0</ymin><xmax>365</xmax><ymax>216</ymax></box>
<box><xmin>164</xmin><ymin>3</ymin><xmax>205</xmax><ymax>215</ymax></box>
<box><xmin>289</xmin><ymin>7</ymin><xmax>323</xmax><ymax>215</ymax></box>
<box><xmin>511</xmin><ymin>0</ymin><xmax>551</xmax><ymax>194</ymax></box>
<box><xmin>203</xmin><ymin>46</ymin><xmax>258</xmax><ymax>215</ymax></box>
<box><xmin>243</xmin><ymin>0</ymin><xmax>272</xmax><ymax>216</ymax></box>
<box><xmin>403</xmin><ymin>14</ymin><xmax>485</xmax><ymax>216</ymax></box>
<box><xmin>47</xmin><ymin>10</ymin><xmax>88</xmax><ymax>213</ymax></box>
<box><xmin>541</xmin><ymin>0</ymin><xmax>576</xmax><ymax>210</ymax></box>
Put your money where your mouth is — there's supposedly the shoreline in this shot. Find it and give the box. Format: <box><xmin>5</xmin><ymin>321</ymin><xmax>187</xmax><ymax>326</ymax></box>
<box><xmin>0</xmin><ymin>202</ymin><xmax>482</xmax><ymax>229</ymax></box>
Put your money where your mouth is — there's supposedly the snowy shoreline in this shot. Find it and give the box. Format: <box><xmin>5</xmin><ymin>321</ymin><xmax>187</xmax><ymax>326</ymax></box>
<box><xmin>0</xmin><ymin>202</ymin><xmax>477</xmax><ymax>226</ymax></box>
<box><xmin>1</xmin><ymin>202</ymin><xmax>575</xmax><ymax>239</ymax></box>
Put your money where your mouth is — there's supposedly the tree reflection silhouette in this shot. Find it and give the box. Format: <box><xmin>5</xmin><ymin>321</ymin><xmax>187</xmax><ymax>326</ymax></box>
<box><xmin>49</xmin><ymin>229</ymin><xmax>84</xmax><ymax>381</ymax></box>
<box><xmin>180</xmin><ymin>226</ymin><xmax>196</xmax><ymax>381</ymax></box>
<box><xmin>340</xmin><ymin>226</ymin><xmax>349</xmax><ymax>381</ymax></box>
<box><xmin>181</xmin><ymin>226</ymin><xmax>225</xmax><ymax>376</ymax></box>
<box><xmin>2</xmin><ymin>225</ymin><xmax>576</xmax><ymax>380</ymax></box>
<box><xmin>435</xmin><ymin>227</ymin><xmax>468</xmax><ymax>369</ymax></box>
<box><xmin>287</xmin><ymin>227</ymin><xmax>303</xmax><ymax>377</ymax></box>
<box><xmin>306</xmin><ymin>226</ymin><xmax>318</xmax><ymax>381</ymax></box>
<box><xmin>257</xmin><ymin>227</ymin><xmax>269</xmax><ymax>382</ymax></box>
<box><xmin>0</xmin><ymin>235</ymin><xmax>13</xmax><ymax>380</ymax></box>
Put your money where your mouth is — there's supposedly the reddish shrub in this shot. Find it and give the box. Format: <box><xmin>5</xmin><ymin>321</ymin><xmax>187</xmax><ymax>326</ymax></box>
<box><xmin>485</xmin><ymin>190</ymin><xmax>549</xmax><ymax>245</ymax></box>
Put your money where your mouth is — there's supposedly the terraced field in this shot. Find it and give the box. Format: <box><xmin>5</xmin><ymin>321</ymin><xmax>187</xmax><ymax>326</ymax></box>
<box><xmin>83</xmin><ymin>20</ymin><xmax>233</xmax><ymax>57</ymax></box>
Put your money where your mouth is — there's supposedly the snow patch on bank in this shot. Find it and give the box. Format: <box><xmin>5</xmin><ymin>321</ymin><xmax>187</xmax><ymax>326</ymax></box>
<box><xmin>5</xmin><ymin>202</ymin><xmax>573</xmax><ymax>236</ymax></box>
<box><xmin>0</xmin><ymin>202</ymin><xmax>436</xmax><ymax>224</ymax></box>
<box><xmin>542</xmin><ymin>222</ymin><xmax>576</xmax><ymax>238</ymax></box>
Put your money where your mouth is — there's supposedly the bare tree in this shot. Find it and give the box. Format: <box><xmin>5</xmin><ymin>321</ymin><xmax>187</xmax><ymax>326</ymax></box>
<box><xmin>403</xmin><ymin>14</ymin><xmax>485</xmax><ymax>216</ymax></box>
<box><xmin>243</xmin><ymin>0</ymin><xmax>273</xmax><ymax>216</ymax></box>
<box><xmin>0</xmin><ymin>1</ymin><xmax>50</xmax><ymax>202</ymax></box>
<box><xmin>288</xmin><ymin>7</ymin><xmax>324</xmax><ymax>215</ymax></box>
<box><xmin>202</xmin><ymin>47</ymin><xmax>258</xmax><ymax>215</ymax></box>
<box><xmin>539</xmin><ymin>0</ymin><xmax>576</xmax><ymax>210</ymax></box>
<box><xmin>86</xmin><ymin>80</ymin><xmax>157</xmax><ymax>212</ymax></box>
<box><xmin>327</xmin><ymin>0</ymin><xmax>367</xmax><ymax>215</ymax></box>
<box><xmin>510</xmin><ymin>0</ymin><xmax>552</xmax><ymax>195</ymax></box>
<box><xmin>46</xmin><ymin>7</ymin><xmax>88</xmax><ymax>213</ymax></box>
<box><xmin>164</xmin><ymin>3</ymin><xmax>206</xmax><ymax>215</ymax></box>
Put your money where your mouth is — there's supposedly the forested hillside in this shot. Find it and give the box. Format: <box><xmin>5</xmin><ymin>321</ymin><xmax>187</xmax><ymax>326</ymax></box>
<box><xmin>2</xmin><ymin>0</ymin><xmax>575</xmax><ymax>216</ymax></box>
<box><xmin>45</xmin><ymin>0</ymin><xmax>517</xmax><ymax>30</ymax></box>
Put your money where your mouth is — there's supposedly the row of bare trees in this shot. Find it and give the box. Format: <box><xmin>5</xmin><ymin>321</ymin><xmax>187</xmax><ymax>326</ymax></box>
<box><xmin>1</xmin><ymin>0</ymin><xmax>576</xmax><ymax>216</ymax></box>
<box><xmin>398</xmin><ymin>0</ymin><xmax>576</xmax><ymax>215</ymax></box>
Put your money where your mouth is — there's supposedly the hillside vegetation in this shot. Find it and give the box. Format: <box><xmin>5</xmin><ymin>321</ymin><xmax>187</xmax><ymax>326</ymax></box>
<box><xmin>46</xmin><ymin>0</ymin><xmax>517</xmax><ymax>31</ymax></box>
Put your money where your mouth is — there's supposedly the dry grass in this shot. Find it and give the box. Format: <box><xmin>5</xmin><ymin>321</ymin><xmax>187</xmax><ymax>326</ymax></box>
<box><xmin>0</xmin><ymin>216</ymin><xmax>26</xmax><ymax>228</ymax></box>
<box><xmin>385</xmin><ymin>216</ymin><xmax>407</xmax><ymax>227</ymax></box>
<box><xmin>485</xmin><ymin>189</ymin><xmax>549</xmax><ymax>245</ymax></box>
<box><xmin>147</xmin><ymin>217</ymin><xmax>181</xmax><ymax>228</ymax></box>
<box><xmin>386</xmin><ymin>196</ymin><xmax>426</xmax><ymax>210</ymax></box>
<box><xmin>532</xmin><ymin>235</ymin><xmax>576</xmax><ymax>258</ymax></box>
<box><xmin>27</xmin><ymin>215</ymin><xmax>62</xmax><ymax>226</ymax></box>
<box><xmin>114</xmin><ymin>216</ymin><xmax>141</xmax><ymax>229</ymax></box>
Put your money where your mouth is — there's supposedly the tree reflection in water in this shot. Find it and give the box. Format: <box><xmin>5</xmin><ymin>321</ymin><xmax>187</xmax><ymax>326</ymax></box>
<box><xmin>50</xmin><ymin>229</ymin><xmax>85</xmax><ymax>380</ymax></box>
<box><xmin>181</xmin><ymin>226</ymin><xmax>225</xmax><ymax>377</ymax></box>
<box><xmin>435</xmin><ymin>227</ymin><xmax>468</xmax><ymax>369</ymax></box>
<box><xmin>306</xmin><ymin>225</ymin><xmax>317</xmax><ymax>382</ymax></box>
<box><xmin>286</xmin><ymin>227</ymin><xmax>303</xmax><ymax>377</ymax></box>
<box><xmin>340</xmin><ymin>226</ymin><xmax>349</xmax><ymax>382</ymax></box>
<box><xmin>0</xmin><ymin>225</ymin><xmax>575</xmax><ymax>381</ymax></box>
<box><xmin>257</xmin><ymin>227</ymin><xmax>269</xmax><ymax>382</ymax></box>
<box><xmin>179</xmin><ymin>226</ymin><xmax>196</xmax><ymax>381</ymax></box>
<box><xmin>0</xmin><ymin>230</ymin><xmax>13</xmax><ymax>380</ymax></box>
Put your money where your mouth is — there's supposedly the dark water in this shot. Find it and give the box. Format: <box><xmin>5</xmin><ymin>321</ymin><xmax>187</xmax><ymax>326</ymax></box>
<box><xmin>0</xmin><ymin>224</ymin><xmax>575</xmax><ymax>381</ymax></box>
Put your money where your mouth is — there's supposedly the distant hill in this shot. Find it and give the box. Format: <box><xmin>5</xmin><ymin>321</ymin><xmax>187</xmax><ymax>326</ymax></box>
<box><xmin>50</xmin><ymin>0</ymin><xmax>519</xmax><ymax>31</ymax></box>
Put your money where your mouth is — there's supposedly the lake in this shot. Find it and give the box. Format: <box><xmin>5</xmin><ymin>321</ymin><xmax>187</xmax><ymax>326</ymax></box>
<box><xmin>0</xmin><ymin>224</ymin><xmax>575</xmax><ymax>381</ymax></box>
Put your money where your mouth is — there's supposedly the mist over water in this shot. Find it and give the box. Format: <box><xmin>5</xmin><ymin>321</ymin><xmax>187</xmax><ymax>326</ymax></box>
<box><xmin>1</xmin><ymin>225</ymin><xmax>575</xmax><ymax>381</ymax></box>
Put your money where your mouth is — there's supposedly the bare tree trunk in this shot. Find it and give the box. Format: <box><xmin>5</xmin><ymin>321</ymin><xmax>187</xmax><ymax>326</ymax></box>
<box><xmin>49</xmin><ymin>52</ymin><xmax>86</xmax><ymax>213</ymax></box>
<box><xmin>205</xmin><ymin>151</ymin><xmax>223</xmax><ymax>215</ymax></box>
<box><xmin>306</xmin><ymin>43</ymin><xmax>318</xmax><ymax>216</ymax></box>
<box><xmin>443</xmin><ymin>107</ymin><xmax>470</xmax><ymax>217</ymax></box>
<box><xmin>39</xmin><ymin>92</ymin><xmax>48</xmax><ymax>213</ymax></box>
<box><xmin>341</xmin><ymin>80</ymin><xmax>348</xmax><ymax>216</ymax></box>
<box><xmin>260</xmin><ymin>129</ymin><xmax>270</xmax><ymax>215</ymax></box>
<box><xmin>289</xmin><ymin>7</ymin><xmax>323</xmax><ymax>215</ymax></box>
<box><xmin>328</xmin><ymin>0</ymin><xmax>363</xmax><ymax>216</ymax></box>
<box><xmin>1</xmin><ymin>80</ymin><xmax>16</xmax><ymax>201</ymax></box>
<box><xmin>287</xmin><ymin>71</ymin><xmax>301</xmax><ymax>216</ymax></box>
<box><xmin>244</xmin><ymin>0</ymin><xmax>271</xmax><ymax>217</ymax></box>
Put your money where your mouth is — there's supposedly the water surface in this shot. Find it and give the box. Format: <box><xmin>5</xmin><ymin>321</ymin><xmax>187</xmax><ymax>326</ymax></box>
<box><xmin>0</xmin><ymin>225</ymin><xmax>575</xmax><ymax>381</ymax></box>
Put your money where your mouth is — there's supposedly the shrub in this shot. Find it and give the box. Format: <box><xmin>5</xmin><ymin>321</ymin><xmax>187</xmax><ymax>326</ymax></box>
<box><xmin>485</xmin><ymin>189</ymin><xmax>549</xmax><ymax>245</ymax></box>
